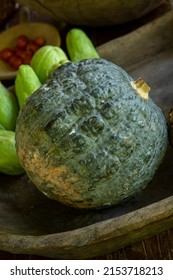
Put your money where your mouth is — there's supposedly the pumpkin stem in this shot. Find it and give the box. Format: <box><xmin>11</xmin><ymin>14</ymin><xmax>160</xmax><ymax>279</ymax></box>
<box><xmin>130</xmin><ymin>78</ymin><xmax>150</xmax><ymax>101</ymax></box>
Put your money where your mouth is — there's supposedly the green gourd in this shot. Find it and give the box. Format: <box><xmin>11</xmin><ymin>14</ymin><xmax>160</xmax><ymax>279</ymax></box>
<box><xmin>0</xmin><ymin>124</ymin><xmax>5</xmax><ymax>130</ymax></box>
<box><xmin>66</xmin><ymin>28</ymin><xmax>99</xmax><ymax>62</ymax></box>
<box><xmin>30</xmin><ymin>45</ymin><xmax>69</xmax><ymax>83</ymax></box>
<box><xmin>15</xmin><ymin>58</ymin><xmax>168</xmax><ymax>209</ymax></box>
<box><xmin>0</xmin><ymin>82</ymin><xmax>19</xmax><ymax>131</ymax></box>
<box><xmin>0</xmin><ymin>130</ymin><xmax>24</xmax><ymax>175</ymax></box>
<box><xmin>15</xmin><ymin>64</ymin><xmax>41</xmax><ymax>108</ymax></box>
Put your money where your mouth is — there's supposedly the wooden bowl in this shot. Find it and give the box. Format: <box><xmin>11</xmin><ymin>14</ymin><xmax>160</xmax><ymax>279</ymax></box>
<box><xmin>0</xmin><ymin>22</ymin><xmax>61</xmax><ymax>80</ymax></box>
<box><xmin>18</xmin><ymin>0</ymin><xmax>164</xmax><ymax>26</ymax></box>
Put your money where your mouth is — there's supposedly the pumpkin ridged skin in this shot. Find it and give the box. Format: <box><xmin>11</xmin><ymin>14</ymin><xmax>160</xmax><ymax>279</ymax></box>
<box><xmin>15</xmin><ymin>58</ymin><xmax>168</xmax><ymax>209</ymax></box>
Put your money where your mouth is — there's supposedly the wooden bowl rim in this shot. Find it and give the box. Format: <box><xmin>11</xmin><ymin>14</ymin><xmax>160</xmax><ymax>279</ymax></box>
<box><xmin>0</xmin><ymin>22</ymin><xmax>61</xmax><ymax>80</ymax></box>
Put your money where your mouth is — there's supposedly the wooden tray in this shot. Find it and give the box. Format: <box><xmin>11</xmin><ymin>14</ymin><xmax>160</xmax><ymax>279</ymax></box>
<box><xmin>1</xmin><ymin>11</ymin><xmax>173</xmax><ymax>260</ymax></box>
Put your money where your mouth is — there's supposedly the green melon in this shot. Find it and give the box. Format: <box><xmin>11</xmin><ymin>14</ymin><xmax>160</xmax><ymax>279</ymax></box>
<box><xmin>15</xmin><ymin>58</ymin><xmax>168</xmax><ymax>209</ymax></box>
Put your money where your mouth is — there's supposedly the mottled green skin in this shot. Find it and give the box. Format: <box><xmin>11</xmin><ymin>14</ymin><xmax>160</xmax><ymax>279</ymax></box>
<box><xmin>15</xmin><ymin>58</ymin><xmax>168</xmax><ymax>209</ymax></box>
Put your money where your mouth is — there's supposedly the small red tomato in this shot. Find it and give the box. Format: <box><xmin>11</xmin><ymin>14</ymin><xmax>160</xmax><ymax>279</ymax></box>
<box><xmin>20</xmin><ymin>49</ymin><xmax>33</xmax><ymax>59</ymax></box>
<box><xmin>26</xmin><ymin>41</ymin><xmax>39</xmax><ymax>53</ymax></box>
<box><xmin>0</xmin><ymin>48</ymin><xmax>14</xmax><ymax>62</ymax></box>
<box><xmin>16</xmin><ymin>35</ymin><xmax>28</xmax><ymax>49</ymax></box>
<box><xmin>8</xmin><ymin>54</ymin><xmax>16</xmax><ymax>65</ymax></box>
<box><xmin>9</xmin><ymin>55</ymin><xmax>22</xmax><ymax>70</ymax></box>
<box><xmin>21</xmin><ymin>49</ymin><xmax>33</xmax><ymax>65</ymax></box>
<box><xmin>34</xmin><ymin>36</ymin><xmax>46</xmax><ymax>47</ymax></box>
<box><xmin>14</xmin><ymin>46</ymin><xmax>24</xmax><ymax>58</ymax></box>
<box><xmin>22</xmin><ymin>56</ymin><xmax>32</xmax><ymax>65</ymax></box>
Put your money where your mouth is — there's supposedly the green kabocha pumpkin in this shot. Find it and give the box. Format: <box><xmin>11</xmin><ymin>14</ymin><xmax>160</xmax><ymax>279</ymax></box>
<box><xmin>15</xmin><ymin>58</ymin><xmax>168</xmax><ymax>209</ymax></box>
